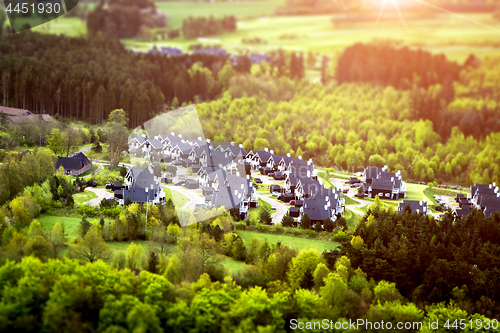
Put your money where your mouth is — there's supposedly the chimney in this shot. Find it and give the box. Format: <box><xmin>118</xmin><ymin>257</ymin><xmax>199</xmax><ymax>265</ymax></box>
<box><xmin>239</xmin><ymin>144</ymin><xmax>243</xmax><ymax>148</ymax></box>
<box><xmin>287</xmin><ymin>153</ymin><xmax>291</xmax><ymax>158</ymax></box>
<box><xmin>142</xmin><ymin>134</ymin><xmax>146</xmax><ymax>138</ymax></box>
<box><xmin>270</xmin><ymin>150</ymin><xmax>274</xmax><ymax>155</ymax></box>
<box><xmin>171</xmin><ymin>131</ymin><xmax>175</xmax><ymax>136</ymax></box>
<box><xmin>264</xmin><ymin>148</ymin><xmax>269</xmax><ymax>152</ymax></box>
<box><xmin>206</xmin><ymin>139</ymin><xmax>211</xmax><ymax>143</ymax></box>
<box><xmin>246</xmin><ymin>174</ymin><xmax>250</xmax><ymax>179</ymax></box>
<box><xmin>298</xmin><ymin>156</ymin><xmax>302</xmax><ymax>160</ymax></box>
<box><xmin>307</xmin><ymin>170</ymin><xmax>311</xmax><ymax>178</ymax></box>
<box><xmin>231</xmin><ymin>142</ymin><xmax>234</xmax><ymax>146</ymax></box>
<box><xmin>178</xmin><ymin>134</ymin><xmax>182</xmax><ymax>138</ymax></box>
<box><xmin>236</xmin><ymin>171</ymin><xmax>240</xmax><ymax>177</ymax></box>
<box><xmin>198</xmin><ymin>137</ymin><xmax>202</xmax><ymax>141</ymax></box>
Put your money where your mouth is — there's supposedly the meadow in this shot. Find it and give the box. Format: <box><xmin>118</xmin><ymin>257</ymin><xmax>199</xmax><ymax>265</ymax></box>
<box><xmin>124</xmin><ymin>11</ymin><xmax>500</xmax><ymax>62</ymax></box>
<box><xmin>236</xmin><ymin>230</ymin><xmax>339</xmax><ymax>253</ymax></box>
<box><xmin>17</xmin><ymin>0</ymin><xmax>500</xmax><ymax>63</ymax></box>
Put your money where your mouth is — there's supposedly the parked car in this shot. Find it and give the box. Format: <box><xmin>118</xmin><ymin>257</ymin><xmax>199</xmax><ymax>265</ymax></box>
<box><xmin>451</xmin><ymin>186</ymin><xmax>460</xmax><ymax>190</ymax></box>
<box><xmin>350</xmin><ymin>184</ymin><xmax>357</xmax><ymax>188</ymax></box>
<box><xmin>254</xmin><ymin>178</ymin><xmax>263</xmax><ymax>184</ymax></box>
<box><xmin>268</xmin><ymin>173</ymin><xmax>274</xmax><ymax>177</ymax></box>
<box><xmin>107</xmin><ymin>197</ymin><xmax>118</xmax><ymax>202</ymax></box>
<box><xmin>435</xmin><ymin>206</ymin><xmax>443</xmax><ymax>211</ymax></box>
<box><xmin>271</xmin><ymin>205</ymin><xmax>277</xmax><ymax>210</ymax></box>
<box><xmin>175</xmin><ymin>181</ymin><xmax>185</xmax><ymax>186</ymax></box>
<box><xmin>439</xmin><ymin>185</ymin><xmax>447</xmax><ymax>188</ymax></box>
<box><xmin>290</xmin><ymin>200</ymin><xmax>296</xmax><ymax>205</ymax></box>
<box><xmin>419</xmin><ymin>181</ymin><xmax>427</xmax><ymax>185</ymax></box>
<box><xmin>105</xmin><ymin>184</ymin><xmax>112</xmax><ymax>189</ymax></box>
<box><xmin>272</xmin><ymin>192</ymin><xmax>280</xmax><ymax>197</ymax></box>
<box><xmin>277</xmin><ymin>195</ymin><xmax>283</xmax><ymax>201</ymax></box>
<box><xmin>343</xmin><ymin>189</ymin><xmax>349</xmax><ymax>193</ymax></box>
<box><xmin>87</xmin><ymin>181</ymin><xmax>97</xmax><ymax>187</ymax></box>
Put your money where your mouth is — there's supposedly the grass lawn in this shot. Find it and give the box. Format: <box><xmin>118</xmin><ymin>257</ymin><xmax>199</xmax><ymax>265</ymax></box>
<box><xmin>123</xmin><ymin>12</ymin><xmax>500</xmax><ymax>62</ymax></box>
<box><xmin>38</xmin><ymin>214</ymin><xmax>115</xmax><ymax>242</ymax></box>
<box><xmin>222</xmin><ymin>257</ymin><xmax>248</xmax><ymax>275</ymax></box>
<box><xmin>73</xmin><ymin>190</ymin><xmax>98</xmax><ymax>205</ymax></box>
<box><xmin>344</xmin><ymin>209</ymin><xmax>361</xmax><ymax>230</ymax></box>
<box><xmin>164</xmin><ymin>187</ymin><xmax>190</xmax><ymax>207</ymax></box>
<box><xmin>342</xmin><ymin>194</ymin><xmax>359</xmax><ymax>206</ymax></box>
<box><xmin>156</xmin><ymin>0</ymin><xmax>284</xmax><ymax>28</ymax></box>
<box><xmin>236</xmin><ymin>230</ymin><xmax>338</xmax><ymax>253</ymax></box>
<box><xmin>107</xmin><ymin>240</ymin><xmax>152</xmax><ymax>253</ymax></box>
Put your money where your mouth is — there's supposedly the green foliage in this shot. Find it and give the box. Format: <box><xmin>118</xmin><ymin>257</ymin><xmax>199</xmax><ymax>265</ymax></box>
<box><xmin>299</xmin><ymin>213</ymin><xmax>311</xmax><ymax>230</ymax></box>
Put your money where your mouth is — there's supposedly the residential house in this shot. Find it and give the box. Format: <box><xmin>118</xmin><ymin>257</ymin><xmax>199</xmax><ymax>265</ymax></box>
<box><xmin>299</xmin><ymin>189</ymin><xmax>344</xmax><ymax>224</ymax></box>
<box><xmin>363</xmin><ymin>167</ymin><xmax>406</xmax><ymax>200</ymax></box>
<box><xmin>0</xmin><ymin>106</ymin><xmax>54</xmax><ymax>124</ymax></box>
<box><xmin>247</xmin><ymin>149</ymin><xmax>273</xmax><ymax>171</ymax></box>
<box><xmin>128</xmin><ymin>136</ymin><xmax>147</xmax><ymax>153</ymax></box>
<box><xmin>398</xmin><ymin>200</ymin><xmax>429</xmax><ymax>214</ymax></box>
<box><xmin>55</xmin><ymin>152</ymin><xmax>92</xmax><ymax>176</ymax></box>
<box><xmin>119</xmin><ymin>167</ymin><xmax>165</xmax><ymax>205</ymax></box>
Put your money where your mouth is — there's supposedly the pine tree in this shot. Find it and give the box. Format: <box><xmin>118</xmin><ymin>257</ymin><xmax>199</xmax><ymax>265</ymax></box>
<box><xmin>147</xmin><ymin>251</ymin><xmax>159</xmax><ymax>274</ymax></box>
<box><xmin>300</xmin><ymin>213</ymin><xmax>312</xmax><ymax>230</ymax></box>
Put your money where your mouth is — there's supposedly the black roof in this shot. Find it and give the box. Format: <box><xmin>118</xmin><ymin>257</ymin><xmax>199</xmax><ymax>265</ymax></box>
<box><xmin>302</xmin><ymin>199</ymin><xmax>331</xmax><ymax>222</ymax></box>
<box><xmin>398</xmin><ymin>200</ymin><xmax>427</xmax><ymax>214</ymax></box>
<box><xmin>56</xmin><ymin>153</ymin><xmax>91</xmax><ymax>171</ymax></box>
<box><xmin>371</xmin><ymin>179</ymin><xmax>395</xmax><ymax>191</ymax></box>
<box><xmin>122</xmin><ymin>185</ymin><xmax>158</xmax><ymax>203</ymax></box>
<box><xmin>455</xmin><ymin>208</ymin><xmax>473</xmax><ymax>217</ymax></box>
<box><xmin>252</xmin><ymin>150</ymin><xmax>273</xmax><ymax>162</ymax></box>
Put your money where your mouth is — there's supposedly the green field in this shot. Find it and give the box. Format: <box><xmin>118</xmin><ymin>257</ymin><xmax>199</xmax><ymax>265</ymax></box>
<box><xmin>222</xmin><ymin>257</ymin><xmax>248</xmax><ymax>274</ymax></box>
<box><xmin>73</xmin><ymin>190</ymin><xmax>98</xmax><ymax>205</ymax></box>
<box><xmin>23</xmin><ymin>1</ymin><xmax>500</xmax><ymax>63</ymax></box>
<box><xmin>164</xmin><ymin>187</ymin><xmax>190</xmax><ymax>207</ymax></box>
<box><xmin>156</xmin><ymin>0</ymin><xmax>284</xmax><ymax>28</ymax></box>
<box><xmin>236</xmin><ymin>230</ymin><xmax>338</xmax><ymax>253</ymax></box>
<box><xmin>38</xmin><ymin>214</ymin><xmax>86</xmax><ymax>241</ymax></box>
<box><xmin>123</xmin><ymin>11</ymin><xmax>500</xmax><ymax>62</ymax></box>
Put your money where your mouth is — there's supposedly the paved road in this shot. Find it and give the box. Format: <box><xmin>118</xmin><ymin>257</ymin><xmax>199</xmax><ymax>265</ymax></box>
<box><xmin>253</xmin><ymin>173</ymin><xmax>289</xmax><ymax>224</ymax></box>
<box><xmin>165</xmin><ymin>185</ymin><xmax>204</xmax><ymax>211</ymax></box>
<box><xmin>255</xmin><ymin>193</ymin><xmax>288</xmax><ymax>225</ymax></box>
<box><xmin>86</xmin><ymin>187</ymin><xmax>113</xmax><ymax>206</ymax></box>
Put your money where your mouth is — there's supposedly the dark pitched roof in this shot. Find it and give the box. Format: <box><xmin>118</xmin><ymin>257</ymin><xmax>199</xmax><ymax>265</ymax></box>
<box><xmin>371</xmin><ymin>179</ymin><xmax>395</xmax><ymax>191</ymax></box>
<box><xmin>364</xmin><ymin>167</ymin><xmax>384</xmax><ymax>180</ymax></box>
<box><xmin>398</xmin><ymin>200</ymin><xmax>427</xmax><ymax>214</ymax></box>
<box><xmin>455</xmin><ymin>208</ymin><xmax>473</xmax><ymax>217</ymax></box>
<box><xmin>484</xmin><ymin>206</ymin><xmax>500</xmax><ymax>218</ymax></box>
<box><xmin>252</xmin><ymin>150</ymin><xmax>273</xmax><ymax>162</ymax></box>
<box><xmin>477</xmin><ymin>196</ymin><xmax>500</xmax><ymax>209</ymax></box>
<box><xmin>218</xmin><ymin>144</ymin><xmax>247</xmax><ymax>157</ymax></box>
<box><xmin>73</xmin><ymin>152</ymin><xmax>91</xmax><ymax>166</ymax></box>
<box><xmin>122</xmin><ymin>185</ymin><xmax>158</xmax><ymax>203</ymax></box>
<box><xmin>212</xmin><ymin>185</ymin><xmax>237</xmax><ymax>210</ymax></box>
<box><xmin>147</xmin><ymin>138</ymin><xmax>164</xmax><ymax>150</ymax></box>
<box><xmin>129</xmin><ymin>136</ymin><xmax>147</xmax><ymax>145</ymax></box>
<box><xmin>56</xmin><ymin>157</ymin><xmax>84</xmax><ymax>171</ymax></box>
<box><xmin>302</xmin><ymin>199</ymin><xmax>332</xmax><ymax>222</ymax></box>
<box><xmin>56</xmin><ymin>153</ymin><xmax>90</xmax><ymax>171</ymax></box>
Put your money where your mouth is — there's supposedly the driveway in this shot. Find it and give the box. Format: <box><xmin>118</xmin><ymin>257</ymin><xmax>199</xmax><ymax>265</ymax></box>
<box><xmin>255</xmin><ymin>193</ymin><xmax>288</xmax><ymax>225</ymax></box>
<box><xmin>165</xmin><ymin>185</ymin><xmax>204</xmax><ymax>211</ymax></box>
<box><xmin>86</xmin><ymin>187</ymin><xmax>114</xmax><ymax>206</ymax></box>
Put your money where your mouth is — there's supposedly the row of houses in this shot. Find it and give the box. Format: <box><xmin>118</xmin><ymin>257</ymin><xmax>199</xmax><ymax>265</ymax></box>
<box><xmin>129</xmin><ymin>134</ymin><xmax>256</xmax><ymax>219</ymax></box>
<box><xmin>246</xmin><ymin>149</ymin><xmax>345</xmax><ymax>225</ymax></box>
<box><xmin>453</xmin><ymin>183</ymin><xmax>500</xmax><ymax>219</ymax></box>
<box><xmin>361</xmin><ymin>166</ymin><xmax>407</xmax><ymax>200</ymax></box>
